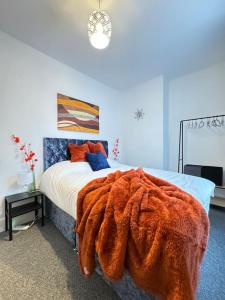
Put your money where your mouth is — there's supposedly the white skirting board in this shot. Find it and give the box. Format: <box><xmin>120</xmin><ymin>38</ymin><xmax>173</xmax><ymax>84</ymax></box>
<box><xmin>211</xmin><ymin>197</ymin><xmax>225</xmax><ymax>208</ymax></box>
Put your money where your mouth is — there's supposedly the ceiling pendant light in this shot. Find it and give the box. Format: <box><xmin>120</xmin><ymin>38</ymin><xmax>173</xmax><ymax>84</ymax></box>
<box><xmin>88</xmin><ymin>0</ymin><xmax>112</xmax><ymax>50</ymax></box>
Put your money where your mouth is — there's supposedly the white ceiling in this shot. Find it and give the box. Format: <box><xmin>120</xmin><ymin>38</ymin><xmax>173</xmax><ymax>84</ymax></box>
<box><xmin>0</xmin><ymin>0</ymin><xmax>225</xmax><ymax>89</ymax></box>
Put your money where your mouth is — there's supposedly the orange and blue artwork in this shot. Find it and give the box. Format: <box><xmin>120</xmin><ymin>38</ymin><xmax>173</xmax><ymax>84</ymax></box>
<box><xmin>57</xmin><ymin>94</ymin><xmax>99</xmax><ymax>133</ymax></box>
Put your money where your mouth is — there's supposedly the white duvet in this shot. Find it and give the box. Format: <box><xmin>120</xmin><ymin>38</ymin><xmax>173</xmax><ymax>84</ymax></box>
<box><xmin>40</xmin><ymin>160</ymin><xmax>215</xmax><ymax>219</ymax></box>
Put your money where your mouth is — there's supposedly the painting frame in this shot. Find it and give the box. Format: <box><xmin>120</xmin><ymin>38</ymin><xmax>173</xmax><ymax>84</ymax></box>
<box><xmin>57</xmin><ymin>93</ymin><xmax>99</xmax><ymax>133</ymax></box>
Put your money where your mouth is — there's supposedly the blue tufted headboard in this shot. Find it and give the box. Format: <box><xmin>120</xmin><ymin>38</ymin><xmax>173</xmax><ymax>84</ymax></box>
<box><xmin>43</xmin><ymin>137</ymin><xmax>108</xmax><ymax>170</ymax></box>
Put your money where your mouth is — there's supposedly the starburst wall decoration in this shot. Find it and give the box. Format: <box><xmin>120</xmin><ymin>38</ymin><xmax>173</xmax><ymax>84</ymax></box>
<box><xmin>134</xmin><ymin>109</ymin><xmax>145</xmax><ymax>121</ymax></box>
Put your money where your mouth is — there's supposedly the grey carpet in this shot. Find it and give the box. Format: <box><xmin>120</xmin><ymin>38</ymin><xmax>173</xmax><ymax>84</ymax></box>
<box><xmin>0</xmin><ymin>206</ymin><xmax>224</xmax><ymax>300</ymax></box>
<box><xmin>197</xmin><ymin>207</ymin><xmax>225</xmax><ymax>300</ymax></box>
<box><xmin>0</xmin><ymin>221</ymin><xmax>119</xmax><ymax>300</ymax></box>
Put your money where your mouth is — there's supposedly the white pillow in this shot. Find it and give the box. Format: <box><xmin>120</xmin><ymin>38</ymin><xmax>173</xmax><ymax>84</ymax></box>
<box><xmin>40</xmin><ymin>160</ymin><xmax>93</xmax><ymax>190</ymax></box>
<box><xmin>50</xmin><ymin>160</ymin><xmax>92</xmax><ymax>172</ymax></box>
<box><xmin>42</xmin><ymin>160</ymin><xmax>93</xmax><ymax>178</ymax></box>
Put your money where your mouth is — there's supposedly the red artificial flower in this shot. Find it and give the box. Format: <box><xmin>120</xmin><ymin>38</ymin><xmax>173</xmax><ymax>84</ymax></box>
<box><xmin>12</xmin><ymin>135</ymin><xmax>20</xmax><ymax>143</ymax></box>
<box><xmin>29</xmin><ymin>151</ymin><xmax>35</xmax><ymax>156</ymax></box>
<box><xmin>11</xmin><ymin>134</ymin><xmax>38</xmax><ymax>170</ymax></box>
<box><xmin>112</xmin><ymin>138</ymin><xmax>120</xmax><ymax>160</ymax></box>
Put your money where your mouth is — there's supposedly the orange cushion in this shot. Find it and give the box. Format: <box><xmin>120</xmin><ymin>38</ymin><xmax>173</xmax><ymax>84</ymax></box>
<box><xmin>68</xmin><ymin>143</ymin><xmax>90</xmax><ymax>162</ymax></box>
<box><xmin>87</xmin><ymin>141</ymin><xmax>107</xmax><ymax>158</ymax></box>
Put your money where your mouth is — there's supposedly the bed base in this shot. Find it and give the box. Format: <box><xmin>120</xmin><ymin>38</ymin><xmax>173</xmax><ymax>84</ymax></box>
<box><xmin>46</xmin><ymin>198</ymin><xmax>155</xmax><ymax>300</ymax></box>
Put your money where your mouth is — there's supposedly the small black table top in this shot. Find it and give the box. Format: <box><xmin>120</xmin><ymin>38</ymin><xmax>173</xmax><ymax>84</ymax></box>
<box><xmin>5</xmin><ymin>190</ymin><xmax>43</xmax><ymax>204</ymax></box>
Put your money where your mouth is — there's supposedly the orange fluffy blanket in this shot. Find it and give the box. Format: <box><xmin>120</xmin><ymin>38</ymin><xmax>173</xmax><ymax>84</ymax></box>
<box><xmin>76</xmin><ymin>169</ymin><xmax>209</xmax><ymax>300</ymax></box>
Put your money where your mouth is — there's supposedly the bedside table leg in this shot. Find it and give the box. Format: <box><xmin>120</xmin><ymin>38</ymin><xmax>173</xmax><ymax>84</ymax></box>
<box><xmin>35</xmin><ymin>196</ymin><xmax>38</xmax><ymax>219</ymax></box>
<box><xmin>41</xmin><ymin>195</ymin><xmax>44</xmax><ymax>226</ymax></box>
<box><xmin>5</xmin><ymin>199</ymin><xmax>8</xmax><ymax>232</ymax></box>
<box><xmin>8</xmin><ymin>204</ymin><xmax>12</xmax><ymax>241</ymax></box>
<box><xmin>5</xmin><ymin>214</ymin><xmax>8</xmax><ymax>232</ymax></box>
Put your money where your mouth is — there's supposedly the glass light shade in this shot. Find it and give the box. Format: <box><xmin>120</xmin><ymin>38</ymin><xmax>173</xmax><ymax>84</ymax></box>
<box><xmin>88</xmin><ymin>10</ymin><xmax>112</xmax><ymax>50</ymax></box>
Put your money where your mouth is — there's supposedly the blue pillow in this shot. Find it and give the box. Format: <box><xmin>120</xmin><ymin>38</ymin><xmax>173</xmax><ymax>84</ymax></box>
<box><xmin>86</xmin><ymin>151</ymin><xmax>110</xmax><ymax>171</ymax></box>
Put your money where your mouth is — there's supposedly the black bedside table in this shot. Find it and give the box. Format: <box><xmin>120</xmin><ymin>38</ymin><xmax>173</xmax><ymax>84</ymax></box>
<box><xmin>5</xmin><ymin>190</ymin><xmax>45</xmax><ymax>241</ymax></box>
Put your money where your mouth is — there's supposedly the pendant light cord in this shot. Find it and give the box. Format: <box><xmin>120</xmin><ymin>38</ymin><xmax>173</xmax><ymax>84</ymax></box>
<box><xmin>99</xmin><ymin>0</ymin><xmax>101</xmax><ymax>10</ymax></box>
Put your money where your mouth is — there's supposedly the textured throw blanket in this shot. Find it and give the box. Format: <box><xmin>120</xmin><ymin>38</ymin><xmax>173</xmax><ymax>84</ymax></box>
<box><xmin>76</xmin><ymin>169</ymin><xmax>209</xmax><ymax>300</ymax></box>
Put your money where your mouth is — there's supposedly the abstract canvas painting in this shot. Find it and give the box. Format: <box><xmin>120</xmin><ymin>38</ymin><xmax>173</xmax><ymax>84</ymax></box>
<box><xmin>57</xmin><ymin>94</ymin><xmax>99</xmax><ymax>133</ymax></box>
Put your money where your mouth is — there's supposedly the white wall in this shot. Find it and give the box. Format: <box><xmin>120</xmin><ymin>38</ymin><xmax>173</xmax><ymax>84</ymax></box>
<box><xmin>0</xmin><ymin>31</ymin><xmax>122</xmax><ymax>232</ymax></box>
<box><xmin>122</xmin><ymin>76</ymin><xmax>164</xmax><ymax>169</ymax></box>
<box><xmin>168</xmin><ymin>62</ymin><xmax>225</xmax><ymax>182</ymax></box>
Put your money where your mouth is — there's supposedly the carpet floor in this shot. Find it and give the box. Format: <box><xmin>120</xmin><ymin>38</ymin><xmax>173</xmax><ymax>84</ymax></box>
<box><xmin>0</xmin><ymin>206</ymin><xmax>224</xmax><ymax>300</ymax></box>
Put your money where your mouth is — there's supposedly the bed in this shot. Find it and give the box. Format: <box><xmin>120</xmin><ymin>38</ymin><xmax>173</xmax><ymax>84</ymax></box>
<box><xmin>40</xmin><ymin>137</ymin><xmax>215</xmax><ymax>300</ymax></box>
